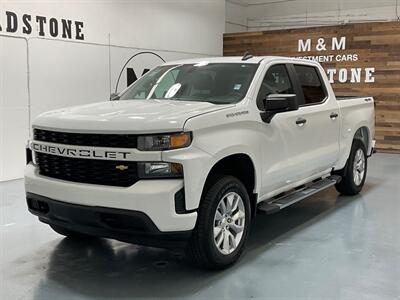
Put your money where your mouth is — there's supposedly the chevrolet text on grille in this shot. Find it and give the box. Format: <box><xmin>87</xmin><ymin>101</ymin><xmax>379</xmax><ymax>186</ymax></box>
<box><xmin>31</xmin><ymin>142</ymin><xmax>131</xmax><ymax>160</ymax></box>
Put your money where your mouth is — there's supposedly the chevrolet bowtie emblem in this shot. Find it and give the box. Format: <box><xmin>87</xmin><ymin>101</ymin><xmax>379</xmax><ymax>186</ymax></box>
<box><xmin>115</xmin><ymin>165</ymin><xmax>129</xmax><ymax>171</ymax></box>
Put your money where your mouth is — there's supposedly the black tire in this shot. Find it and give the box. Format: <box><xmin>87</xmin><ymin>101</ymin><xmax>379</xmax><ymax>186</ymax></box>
<box><xmin>186</xmin><ymin>176</ymin><xmax>251</xmax><ymax>270</ymax></box>
<box><xmin>50</xmin><ymin>224</ymin><xmax>88</xmax><ymax>238</ymax></box>
<box><xmin>335</xmin><ymin>139</ymin><xmax>367</xmax><ymax>195</ymax></box>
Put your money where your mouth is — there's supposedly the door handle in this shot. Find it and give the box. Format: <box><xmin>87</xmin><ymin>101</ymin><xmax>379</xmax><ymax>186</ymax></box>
<box><xmin>296</xmin><ymin>118</ymin><xmax>307</xmax><ymax>126</ymax></box>
<box><xmin>330</xmin><ymin>112</ymin><xmax>339</xmax><ymax>120</ymax></box>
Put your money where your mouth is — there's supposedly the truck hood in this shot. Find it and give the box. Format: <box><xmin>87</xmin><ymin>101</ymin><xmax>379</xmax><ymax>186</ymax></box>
<box><xmin>33</xmin><ymin>100</ymin><xmax>233</xmax><ymax>133</ymax></box>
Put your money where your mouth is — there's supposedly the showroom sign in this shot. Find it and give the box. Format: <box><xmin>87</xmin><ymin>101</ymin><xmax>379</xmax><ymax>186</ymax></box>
<box><xmin>296</xmin><ymin>36</ymin><xmax>375</xmax><ymax>84</ymax></box>
<box><xmin>0</xmin><ymin>10</ymin><xmax>85</xmax><ymax>40</ymax></box>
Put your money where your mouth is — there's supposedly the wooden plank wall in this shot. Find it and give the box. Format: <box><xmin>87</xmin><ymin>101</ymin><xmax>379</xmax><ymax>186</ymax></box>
<box><xmin>224</xmin><ymin>21</ymin><xmax>400</xmax><ymax>153</ymax></box>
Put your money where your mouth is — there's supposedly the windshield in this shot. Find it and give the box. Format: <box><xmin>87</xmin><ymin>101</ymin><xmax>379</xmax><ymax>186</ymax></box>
<box><xmin>118</xmin><ymin>63</ymin><xmax>258</xmax><ymax>104</ymax></box>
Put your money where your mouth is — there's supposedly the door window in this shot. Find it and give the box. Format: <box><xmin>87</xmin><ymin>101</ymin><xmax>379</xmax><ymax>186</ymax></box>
<box><xmin>257</xmin><ymin>64</ymin><xmax>294</xmax><ymax>109</ymax></box>
<box><xmin>294</xmin><ymin>65</ymin><xmax>327</xmax><ymax>105</ymax></box>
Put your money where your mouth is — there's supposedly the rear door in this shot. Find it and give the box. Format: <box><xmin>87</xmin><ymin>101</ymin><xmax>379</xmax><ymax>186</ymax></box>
<box><xmin>286</xmin><ymin>63</ymin><xmax>340</xmax><ymax>181</ymax></box>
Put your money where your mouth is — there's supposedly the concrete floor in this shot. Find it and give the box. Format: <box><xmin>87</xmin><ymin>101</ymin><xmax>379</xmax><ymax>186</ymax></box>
<box><xmin>1</xmin><ymin>153</ymin><xmax>399</xmax><ymax>300</ymax></box>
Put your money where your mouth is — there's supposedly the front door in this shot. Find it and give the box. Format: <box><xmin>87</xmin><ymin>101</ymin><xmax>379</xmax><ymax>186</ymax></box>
<box><xmin>257</xmin><ymin>64</ymin><xmax>299</xmax><ymax>196</ymax></box>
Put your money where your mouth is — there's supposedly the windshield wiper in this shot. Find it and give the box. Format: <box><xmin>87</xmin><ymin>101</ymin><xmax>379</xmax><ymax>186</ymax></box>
<box><xmin>166</xmin><ymin>98</ymin><xmax>230</xmax><ymax>105</ymax></box>
<box><xmin>110</xmin><ymin>93</ymin><xmax>120</xmax><ymax>101</ymax></box>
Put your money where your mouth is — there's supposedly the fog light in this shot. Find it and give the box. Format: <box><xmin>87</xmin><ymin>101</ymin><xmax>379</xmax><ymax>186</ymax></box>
<box><xmin>138</xmin><ymin>162</ymin><xmax>183</xmax><ymax>178</ymax></box>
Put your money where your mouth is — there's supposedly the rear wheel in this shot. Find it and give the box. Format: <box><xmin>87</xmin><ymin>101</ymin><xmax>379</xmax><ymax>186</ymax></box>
<box><xmin>187</xmin><ymin>176</ymin><xmax>251</xmax><ymax>270</ymax></box>
<box><xmin>335</xmin><ymin>139</ymin><xmax>367</xmax><ymax>195</ymax></box>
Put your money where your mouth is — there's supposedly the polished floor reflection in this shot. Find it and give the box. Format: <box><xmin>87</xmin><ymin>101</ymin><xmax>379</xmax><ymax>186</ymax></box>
<box><xmin>1</xmin><ymin>153</ymin><xmax>399</xmax><ymax>300</ymax></box>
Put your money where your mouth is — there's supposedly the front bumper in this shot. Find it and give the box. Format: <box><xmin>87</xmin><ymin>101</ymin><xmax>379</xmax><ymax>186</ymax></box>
<box><xmin>24</xmin><ymin>163</ymin><xmax>197</xmax><ymax>233</ymax></box>
<box><xmin>27</xmin><ymin>193</ymin><xmax>192</xmax><ymax>248</ymax></box>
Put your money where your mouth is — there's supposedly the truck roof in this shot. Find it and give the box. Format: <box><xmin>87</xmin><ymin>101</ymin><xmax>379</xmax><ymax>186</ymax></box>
<box><xmin>163</xmin><ymin>56</ymin><xmax>318</xmax><ymax>66</ymax></box>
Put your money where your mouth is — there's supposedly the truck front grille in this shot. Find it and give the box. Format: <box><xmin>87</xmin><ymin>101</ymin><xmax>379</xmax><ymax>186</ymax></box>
<box><xmin>33</xmin><ymin>129</ymin><xmax>138</xmax><ymax>148</ymax></box>
<box><xmin>35</xmin><ymin>153</ymin><xmax>138</xmax><ymax>187</ymax></box>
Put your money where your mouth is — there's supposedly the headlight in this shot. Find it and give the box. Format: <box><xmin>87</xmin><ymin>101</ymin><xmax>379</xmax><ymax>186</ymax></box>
<box><xmin>138</xmin><ymin>162</ymin><xmax>183</xmax><ymax>178</ymax></box>
<box><xmin>137</xmin><ymin>132</ymin><xmax>191</xmax><ymax>151</ymax></box>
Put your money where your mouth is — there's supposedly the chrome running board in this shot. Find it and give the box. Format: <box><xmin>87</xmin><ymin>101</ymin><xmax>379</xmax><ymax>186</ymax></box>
<box><xmin>257</xmin><ymin>175</ymin><xmax>341</xmax><ymax>215</ymax></box>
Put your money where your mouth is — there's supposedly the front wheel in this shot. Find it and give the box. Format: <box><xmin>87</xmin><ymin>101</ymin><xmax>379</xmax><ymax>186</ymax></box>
<box><xmin>187</xmin><ymin>176</ymin><xmax>251</xmax><ymax>270</ymax></box>
<box><xmin>335</xmin><ymin>139</ymin><xmax>367</xmax><ymax>195</ymax></box>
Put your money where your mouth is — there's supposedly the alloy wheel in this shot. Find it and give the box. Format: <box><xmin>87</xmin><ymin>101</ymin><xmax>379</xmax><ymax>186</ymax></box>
<box><xmin>353</xmin><ymin>148</ymin><xmax>365</xmax><ymax>186</ymax></box>
<box><xmin>213</xmin><ymin>192</ymin><xmax>246</xmax><ymax>255</ymax></box>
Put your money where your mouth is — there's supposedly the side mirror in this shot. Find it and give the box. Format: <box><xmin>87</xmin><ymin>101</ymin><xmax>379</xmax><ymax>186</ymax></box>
<box><xmin>110</xmin><ymin>93</ymin><xmax>120</xmax><ymax>101</ymax></box>
<box><xmin>260</xmin><ymin>94</ymin><xmax>298</xmax><ymax>123</ymax></box>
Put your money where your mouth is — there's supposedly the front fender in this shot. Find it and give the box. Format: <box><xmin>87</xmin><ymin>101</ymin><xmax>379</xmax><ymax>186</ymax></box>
<box><xmin>163</xmin><ymin>144</ymin><xmax>260</xmax><ymax>211</ymax></box>
<box><xmin>166</xmin><ymin>105</ymin><xmax>262</xmax><ymax>210</ymax></box>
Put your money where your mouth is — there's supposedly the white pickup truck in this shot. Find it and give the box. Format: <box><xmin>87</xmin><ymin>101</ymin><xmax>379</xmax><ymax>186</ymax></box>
<box><xmin>25</xmin><ymin>56</ymin><xmax>375</xmax><ymax>269</ymax></box>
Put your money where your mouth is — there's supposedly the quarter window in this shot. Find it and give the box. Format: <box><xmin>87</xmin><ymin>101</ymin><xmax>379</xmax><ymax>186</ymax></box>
<box><xmin>294</xmin><ymin>65</ymin><xmax>327</xmax><ymax>105</ymax></box>
<box><xmin>257</xmin><ymin>64</ymin><xmax>294</xmax><ymax>109</ymax></box>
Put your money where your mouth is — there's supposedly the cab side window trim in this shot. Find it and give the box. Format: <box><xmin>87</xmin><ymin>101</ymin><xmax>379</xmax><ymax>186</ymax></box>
<box><xmin>293</xmin><ymin>64</ymin><xmax>328</xmax><ymax>107</ymax></box>
<box><xmin>256</xmin><ymin>64</ymin><xmax>295</xmax><ymax>110</ymax></box>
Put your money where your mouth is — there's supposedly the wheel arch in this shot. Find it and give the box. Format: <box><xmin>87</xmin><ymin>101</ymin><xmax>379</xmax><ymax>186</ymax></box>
<box><xmin>354</xmin><ymin>126</ymin><xmax>371</xmax><ymax>153</ymax></box>
<box><xmin>201</xmin><ymin>153</ymin><xmax>258</xmax><ymax>218</ymax></box>
<box><xmin>335</xmin><ymin>125</ymin><xmax>371</xmax><ymax>171</ymax></box>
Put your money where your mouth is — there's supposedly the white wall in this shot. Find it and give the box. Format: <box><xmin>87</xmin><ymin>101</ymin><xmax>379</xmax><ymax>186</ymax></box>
<box><xmin>225</xmin><ymin>0</ymin><xmax>400</xmax><ymax>32</ymax></box>
<box><xmin>0</xmin><ymin>36</ymin><xmax>30</xmax><ymax>181</ymax></box>
<box><xmin>0</xmin><ymin>0</ymin><xmax>225</xmax><ymax>181</ymax></box>
<box><xmin>225</xmin><ymin>0</ymin><xmax>247</xmax><ymax>32</ymax></box>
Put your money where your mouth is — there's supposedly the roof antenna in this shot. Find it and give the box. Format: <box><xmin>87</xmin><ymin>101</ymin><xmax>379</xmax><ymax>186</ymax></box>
<box><xmin>242</xmin><ymin>51</ymin><xmax>253</xmax><ymax>61</ymax></box>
